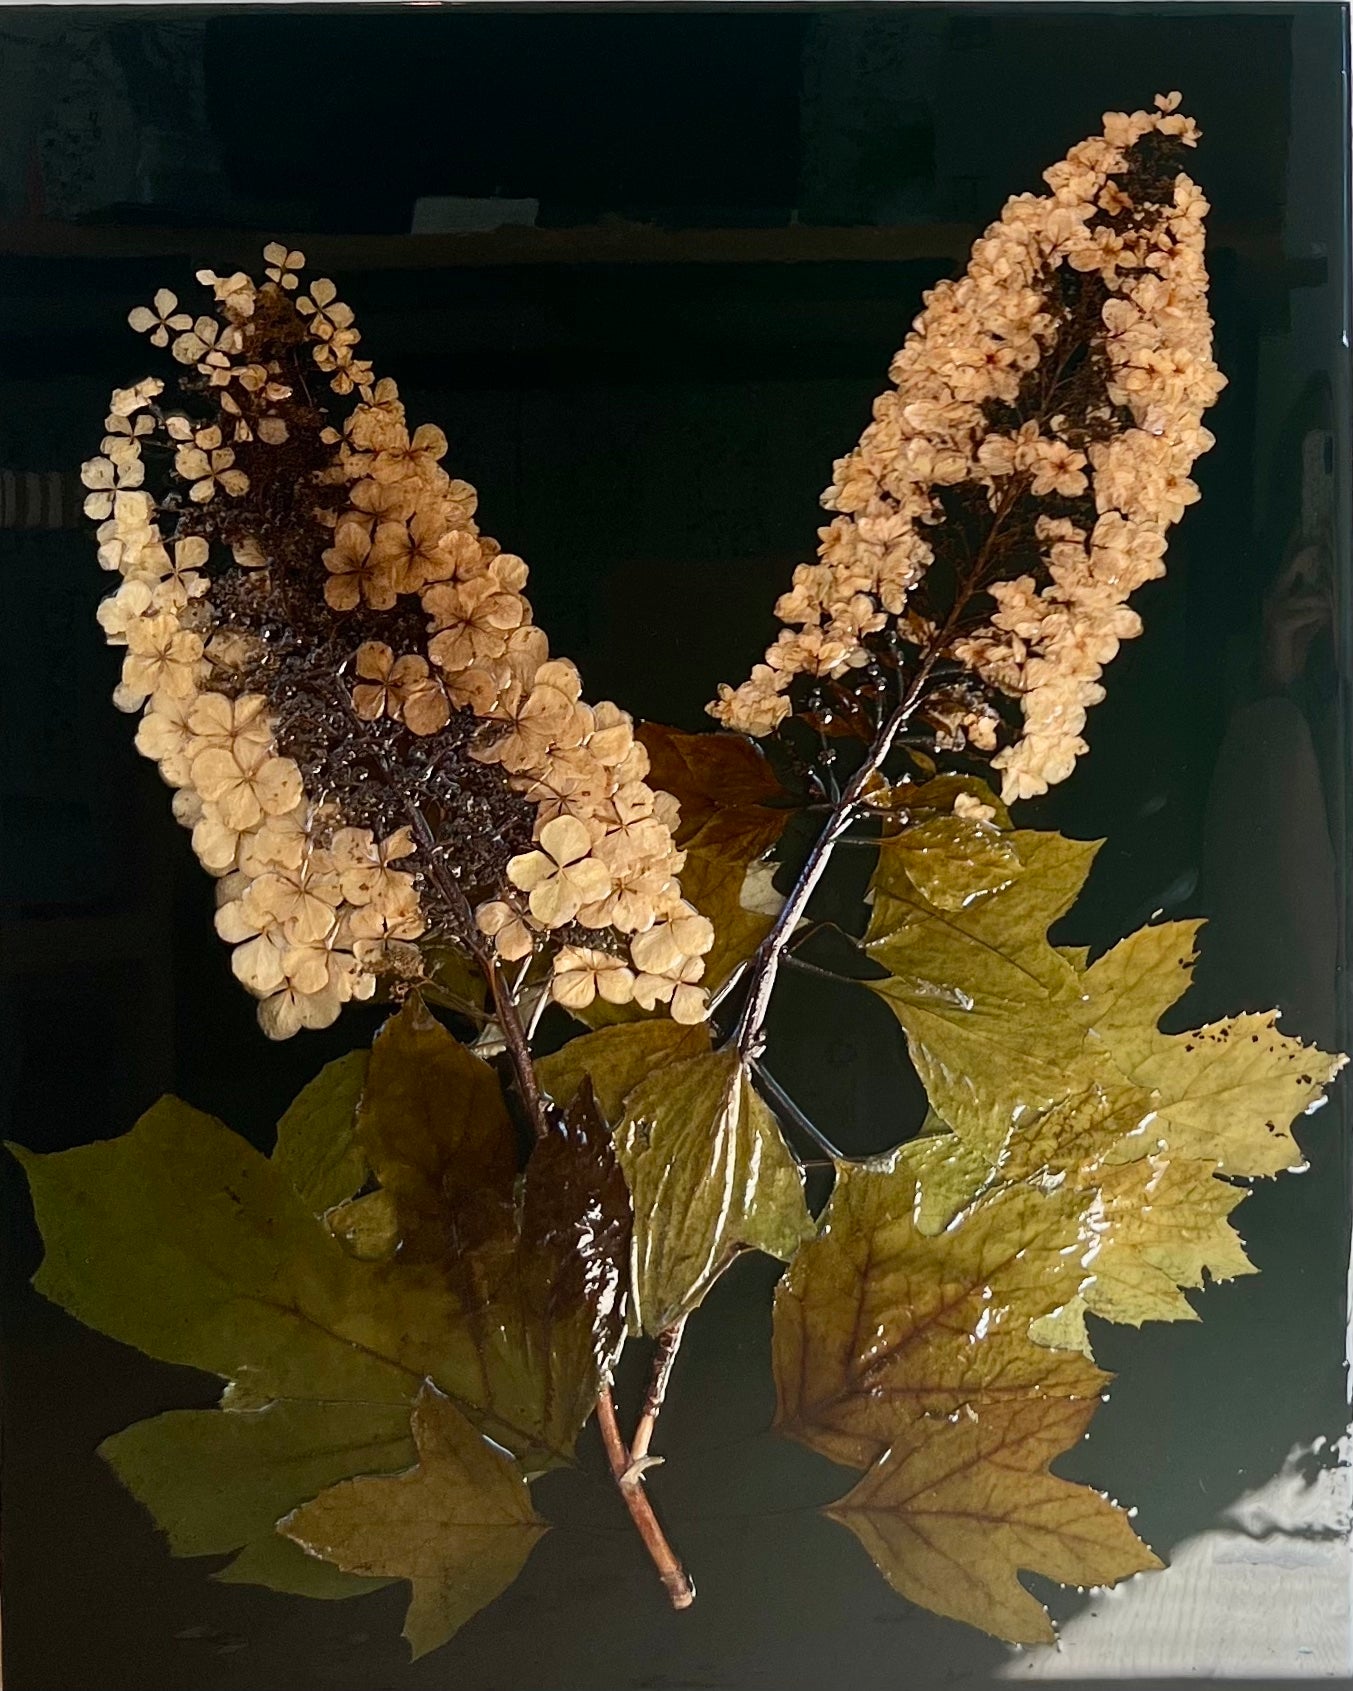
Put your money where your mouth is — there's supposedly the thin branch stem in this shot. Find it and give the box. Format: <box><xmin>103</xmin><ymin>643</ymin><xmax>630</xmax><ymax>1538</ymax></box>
<box><xmin>728</xmin><ymin>476</ymin><xmax>1026</xmax><ymax>1067</ymax></box>
<box><xmin>629</xmin><ymin>1317</ymin><xmax>688</xmax><ymax>1470</ymax></box>
<box><xmin>751</xmin><ymin>1061</ymin><xmax>845</xmax><ymax>1161</ymax></box>
<box><xmin>783</xmin><ymin>954</ymin><xmax>861</xmax><ymax>987</ymax></box>
<box><xmin>595</xmin><ymin>1386</ymin><xmax>695</xmax><ymax>1611</ymax></box>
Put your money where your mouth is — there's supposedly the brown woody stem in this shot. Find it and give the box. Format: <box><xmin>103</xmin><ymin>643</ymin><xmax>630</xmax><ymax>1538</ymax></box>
<box><xmin>596</xmin><ymin>1384</ymin><xmax>695</xmax><ymax>1610</ymax></box>
<box><xmin>629</xmin><ymin>1317</ymin><xmax>687</xmax><ymax>1469</ymax></box>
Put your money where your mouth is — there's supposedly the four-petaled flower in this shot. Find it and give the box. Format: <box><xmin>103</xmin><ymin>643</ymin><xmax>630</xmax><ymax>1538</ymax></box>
<box><xmin>506</xmin><ymin>816</ymin><xmax>611</xmax><ymax>928</ymax></box>
<box><xmin>323</xmin><ymin>518</ymin><xmax>396</xmax><ymax>611</ymax></box>
<box><xmin>263</xmin><ymin>242</ymin><xmax>305</xmax><ymax>290</ymax></box>
<box><xmin>127</xmin><ymin>288</ymin><xmax>192</xmax><ymax>348</ymax></box>
<box><xmin>551</xmin><ymin>945</ymin><xmax>637</xmax><ymax>1010</ymax></box>
<box><xmin>191</xmin><ymin>741</ymin><xmax>304</xmax><ymax>833</ymax></box>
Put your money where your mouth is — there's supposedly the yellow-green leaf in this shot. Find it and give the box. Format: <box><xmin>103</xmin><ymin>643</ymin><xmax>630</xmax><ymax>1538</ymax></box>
<box><xmin>273</xmin><ymin>1049</ymin><xmax>369</xmax><ymax>1216</ymax></box>
<box><xmin>772</xmin><ymin>1153</ymin><xmax>1104</xmax><ymax>1470</ymax></box>
<box><xmin>11</xmin><ymin>1100</ymin><xmax>448</xmax><ymax>1407</ymax></box>
<box><xmin>281</xmin><ymin>1384</ymin><xmax>547</xmax><ymax>1659</ymax></box>
<box><xmin>536</xmin><ymin>1018</ymin><xmax>711</xmax><ymax>1123</ymax></box>
<box><xmin>866</xmin><ymin>829</ymin><xmax>1100</xmax><ymax>1155</ymax></box>
<box><xmin>1077</xmin><ymin>921</ymin><xmax>1203</xmax><ymax>1073</ymax></box>
<box><xmin>675</xmin><ymin>838</ymin><xmax>782</xmax><ymax>997</ymax></box>
<box><xmin>825</xmin><ymin>1397</ymin><xmax>1161</xmax><ymax>1644</ymax></box>
<box><xmin>101</xmin><ymin>1400</ymin><xmax>414</xmax><ymax>1600</ymax></box>
<box><xmin>617</xmin><ymin>1048</ymin><xmax>813</xmax><ymax>1334</ymax></box>
<box><xmin>1131</xmin><ymin>1013</ymin><xmax>1344</xmax><ymax>1179</ymax></box>
<box><xmin>881</xmin><ymin>814</ymin><xmax>1023</xmax><ymax>911</ymax></box>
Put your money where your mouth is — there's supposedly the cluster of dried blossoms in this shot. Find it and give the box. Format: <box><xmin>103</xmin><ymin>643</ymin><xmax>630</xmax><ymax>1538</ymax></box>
<box><xmin>709</xmin><ymin>94</ymin><xmax>1225</xmax><ymax>802</ymax></box>
<box><xmin>86</xmin><ymin>247</ymin><xmax>710</xmax><ymax>1037</ymax></box>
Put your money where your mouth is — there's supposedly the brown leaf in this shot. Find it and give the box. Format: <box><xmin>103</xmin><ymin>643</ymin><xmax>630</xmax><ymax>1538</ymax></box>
<box><xmin>634</xmin><ymin>722</ymin><xmax>800</xmax><ymax>999</ymax></box>
<box><xmin>637</xmin><ymin>720</ymin><xmax>793</xmax><ymax>860</ymax></box>
<box><xmin>772</xmin><ymin>1152</ymin><xmax>1104</xmax><ymax>1471</ymax></box>
<box><xmin>518</xmin><ymin>1080</ymin><xmax>632</xmax><ymax>1388</ymax></box>
<box><xmin>826</xmin><ymin>1396</ymin><xmax>1161</xmax><ymax>1644</ymax></box>
<box><xmin>358</xmin><ymin>995</ymin><xmax>517</xmax><ymax>1258</ymax></box>
<box><xmin>282</xmin><ymin>1383</ymin><xmax>547</xmax><ymax>1659</ymax></box>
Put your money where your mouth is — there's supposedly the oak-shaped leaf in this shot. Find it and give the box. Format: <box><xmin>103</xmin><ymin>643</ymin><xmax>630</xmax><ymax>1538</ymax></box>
<box><xmin>101</xmin><ymin>1400</ymin><xmax>415</xmax><ymax>1600</ymax></box>
<box><xmin>10</xmin><ymin>1097</ymin><xmax>466</xmax><ymax>1410</ymax></box>
<box><xmin>826</xmin><ymin>1396</ymin><xmax>1161</xmax><ymax>1645</ymax></box>
<box><xmin>1077</xmin><ymin>927</ymin><xmax>1344</xmax><ymax>1176</ymax></box>
<box><xmin>772</xmin><ymin>1152</ymin><xmax>1105</xmax><ymax>1471</ymax></box>
<box><xmin>617</xmin><ymin>1048</ymin><xmax>813</xmax><ymax>1334</ymax></box>
<box><xmin>282</xmin><ymin>1383</ymin><xmax>547</xmax><ymax>1659</ymax></box>
<box><xmin>866</xmin><ymin>825</ymin><xmax>1343</xmax><ymax>1337</ymax></box>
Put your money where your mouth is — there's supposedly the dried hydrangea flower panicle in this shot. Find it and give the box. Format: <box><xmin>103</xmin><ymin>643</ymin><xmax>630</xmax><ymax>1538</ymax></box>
<box><xmin>91</xmin><ymin>241</ymin><xmax>708</xmax><ymax>1036</ymax></box>
<box><xmin>708</xmin><ymin>95</ymin><xmax>1223</xmax><ymax>805</ymax></box>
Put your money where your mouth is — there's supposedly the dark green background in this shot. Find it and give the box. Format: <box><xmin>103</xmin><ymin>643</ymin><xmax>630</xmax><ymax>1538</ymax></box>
<box><xmin>1</xmin><ymin>7</ymin><xmax>1349</xmax><ymax>1688</ymax></box>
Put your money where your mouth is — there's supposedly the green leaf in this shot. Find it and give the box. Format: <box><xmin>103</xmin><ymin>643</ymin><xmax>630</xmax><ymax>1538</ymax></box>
<box><xmin>11</xmin><ymin>1099</ymin><xmax>449</xmax><ymax>1408</ymax></box>
<box><xmin>862</xmin><ymin>774</ymin><xmax>1012</xmax><ymax>832</ymax></box>
<box><xmin>772</xmin><ymin>1152</ymin><xmax>1105</xmax><ymax>1471</ymax></box>
<box><xmin>357</xmin><ymin>996</ymin><xmax>517</xmax><ymax>1257</ymax></box>
<box><xmin>536</xmin><ymin>1019</ymin><xmax>711</xmax><ymax>1123</ymax></box>
<box><xmin>353</xmin><ymin>1043</ymin><xmax>632</xmax><ymax>1468</ymax></box>
<box><xmin>282</xmin><ymin>1384</ymin><xmax>547</xmax><ymax>1659</ymax></box>
<box><xmin>325</xmin><ymin>1189</ymin><xmax>401</xmax><ymax>1261</ymax></box>
<box><xmin>101</xmin><ymin>1400</ymin><xmax>415</xmax><ymax>1600</ymax></box>
<box><xmin>418</xmin><ymin>941</ymin><xmax>489</xmax><ymax>1019</ymax></box>
<box><xmin>273</xmin><ymin>1049</ymin><xmax>369</xmax><ymax>1215</ymax></box>
<box><xmin>13</xmin><ymin>1081</ymin><xmax>584</xmax><ymax>1473</ymax></box>
<box><xmin>617</xmin><ymin>1049</ymin><xmax>813</xmax><ymax>1334</ymax></box>
<box><xmin>825</xmin><ymin>1397</ymin><xmax>1160</xmax><ymax>1645</ymax></box>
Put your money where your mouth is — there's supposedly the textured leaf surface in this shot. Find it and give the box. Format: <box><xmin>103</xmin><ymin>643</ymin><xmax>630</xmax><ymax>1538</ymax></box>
<box><xmin>102</xmin><ymin>1400</ymin><xmax>414</xmax><ymax>1599</ymax></box>
<box><xmin>1076</xmin><ymin>922</ymin><xmax>1203</xmax><ymax>1073</ymax></box>
<box><xmin>536</xmin><ymin>1018</ymin><xmax>710</xmax><ymax>1123</ymax></box>
<box><xmin>638</xmin><ymin>720</ymin><xmax>792</xmax><ymax>862</ymax></box>
<box><xmin>11</xmin><ymin>1099</ymin><xmax>454</xmax><ymax>1408</ymax></box>
<box><xmin>282</xmin><ymin>1384</ymin><xmax>546</xmax><ymax>1659</ymax></box>
<box><xmin>866</xmin><ymin>829</ymin><xmax>1099</xmax><ymax>1155</ymax></box>
<box><xmin>881</xmin><ymin>814</ymin><xmax>1023</xmax><ymax>911</ymax></box>
<box><xmin>827</xmin><ymin>1397</ymin><xmax>1160</xmax><ymax>1645</ymax></box>
<box><xmin>357</xmin><ymin>995</ymin><xmax>517</xmax><ymax>1254</ymax></box>
<box><xmin>273</xmin><ymin>1050</ymin><xmax>370</xmax><ymax>1216</ymax></box>
<box><xmin>617</xmin><ymin>1049</ymin><xmax>812</xmax><ymax>1334</ymax></box>
<box><xmin>773</xmin><ymin>1153</ymin><xmax>1104</xmax><ymax>1471</ymax></box>
<box><xmin>356</xmin><ymin>1006</ymin><xmax>631</xmax><ymax>1467</ymax></box>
